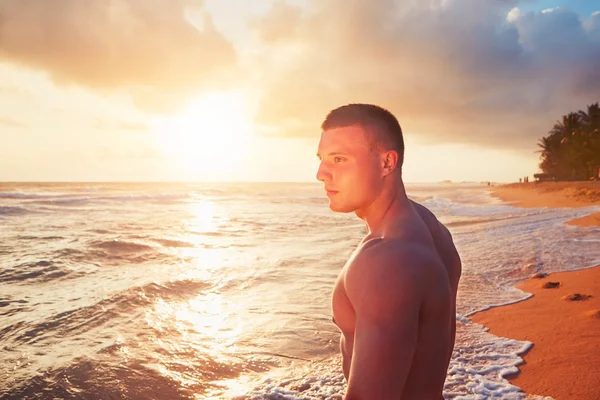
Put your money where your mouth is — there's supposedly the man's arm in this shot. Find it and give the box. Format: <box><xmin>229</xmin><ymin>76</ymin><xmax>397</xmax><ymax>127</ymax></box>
<box><xmin>344</xmin><ymin>241</ymin><xmax>427</xmax><ymax>400</ymax></box>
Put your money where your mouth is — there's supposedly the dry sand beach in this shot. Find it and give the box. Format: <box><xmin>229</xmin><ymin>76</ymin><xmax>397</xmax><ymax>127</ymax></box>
<box><xmin>472</xmin><ymin>181</ymin><xmax>600</xmax><ymax>400</ymax></box>
<box><xmin>491</xmin><ymin>181</ymin><xmax>600</xmax><ymax>226</ymax></box>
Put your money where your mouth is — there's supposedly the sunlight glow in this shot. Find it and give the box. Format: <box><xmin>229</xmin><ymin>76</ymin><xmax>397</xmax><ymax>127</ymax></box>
<box><xmin>187</xmin><ymin>199</ymin><xmax>218</xmax><ymax>234</ymax></box>
<box><xmin>176</xmin><ymin>199</ymin><xmax>230</xmax><ymax>271</ymax></box>
<box><xmin>152</xmin><ymin>92</ymin><xmax>253</xmax><ymax>178</ymax></box>
<box><xmin>144</xmin><ymin>293</ymin><xmax>246</xmax><ymax>397</ymax></box>
<box><xmin>175</xmin><ymin>294</ymin><xmax>240</xmax><ymax>341</ymax></box>
<box><xmin>146</xmin><ymin>294</ymin><xmax>244</xmax><ymax>357</ymax></box>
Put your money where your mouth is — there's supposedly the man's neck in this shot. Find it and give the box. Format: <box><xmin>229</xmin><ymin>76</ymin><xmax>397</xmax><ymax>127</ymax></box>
<box><xmin>357</xmin><ymin>179</ymin><xmax>411</xmax><ymax>236</ymax></box>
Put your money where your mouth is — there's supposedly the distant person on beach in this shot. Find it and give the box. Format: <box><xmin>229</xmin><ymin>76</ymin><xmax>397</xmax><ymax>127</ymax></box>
<box><xmin>316</xmin><ymin>104</ymin><xmax>462</xmax><ymax>399</ymax></box>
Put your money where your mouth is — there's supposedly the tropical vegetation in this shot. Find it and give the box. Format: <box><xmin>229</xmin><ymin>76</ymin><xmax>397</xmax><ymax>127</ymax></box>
<box><xmin>537</xmin><ymin>102</ymin><xmax>600</xmax><ymax>181</ymax></box>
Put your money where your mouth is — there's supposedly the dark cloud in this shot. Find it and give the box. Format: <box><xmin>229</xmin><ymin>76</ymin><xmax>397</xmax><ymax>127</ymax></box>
<box><xmin>0</xmin><ymin>116</ymin><xmax>27</xmax><ymax>128</ymax></box>
<box><xmin>0</xmin><ymin>0</ymin><xmax>237</xmax><ymax>111</ymax></box>
<box><xmin>252</xmin><ymin>0</ymin><xmax>600</xmax><ymax>150</ymax></box>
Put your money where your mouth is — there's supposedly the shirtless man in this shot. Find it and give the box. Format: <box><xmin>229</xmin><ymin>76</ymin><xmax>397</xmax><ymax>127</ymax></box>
<box><xmin>316</xmin><ymin>104</ymin><xmax>462</xmax><ymax>400</ymax></box>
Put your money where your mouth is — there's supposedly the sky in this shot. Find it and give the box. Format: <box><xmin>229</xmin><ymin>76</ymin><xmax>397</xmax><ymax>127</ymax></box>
<box><xmin>1</xmin><ymin>0</ymin><xmax>599</xmax><ymax>183</ymax></box>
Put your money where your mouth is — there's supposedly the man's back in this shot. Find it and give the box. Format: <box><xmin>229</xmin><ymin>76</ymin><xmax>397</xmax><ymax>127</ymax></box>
<box><xmin>331</xmin><ymin>201</ymin><xmax>461</xmax><ymax>399</ymax></box>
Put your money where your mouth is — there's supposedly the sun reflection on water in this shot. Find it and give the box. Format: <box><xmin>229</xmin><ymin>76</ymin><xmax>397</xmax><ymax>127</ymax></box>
<box><xmin>144</xmin><ymin>290</ymin><xmax>250</xmax><ymax>396</ymax></box>
<box><xmin>158</xmin><ymin>198</ymin><xmax>234</xmax><ymax>280</ymax></box>
<box><xmin>146</xmin><ymin>293</ymin><xmax>243</xmax><ymax>356</ymax></box>
<box><xmin>175</xmin><ymin>293</ymin><xmax>243</xmax><ymax>347</ymax></box>
<box><xmin>186</xmin><ymin>198</ymin><xmax>223</xmax><ymax>235</ymax></box>
<box><xmin>141</xmin><ymin>197</ymin><xmax>265</xmax><ymax>396</ymax></box>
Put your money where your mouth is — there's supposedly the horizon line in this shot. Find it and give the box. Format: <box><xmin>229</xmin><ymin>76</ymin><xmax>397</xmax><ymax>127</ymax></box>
<box><xmin>0</xmin><ymin>180</ymin><xmax>510</xmax><ymax>184</ymax></box>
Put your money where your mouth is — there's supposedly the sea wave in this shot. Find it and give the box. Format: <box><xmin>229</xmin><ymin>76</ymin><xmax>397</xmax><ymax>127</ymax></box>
<box><xmin>1</xmin><ymin>279</ymin><xmax>211</xmax><ymax>347</ymax></box>
<box><xmin>0</xmin><ymin>297</ymin><xmax>29</xmax><ymax>319</ymax></box>
<box><xmin>0</xmin><ymin>206</ymin><xmax>31</xmax><ymax>216</ymax></box>
<box><xmin>96</xmin><ymin>194</ymin><xmax>191</xmax><ymax>203</ymax></box>
<box><xmin>28</xmin><ymin>197</ymin><xmax>92</xmax><ymax>206</ymax></box>
<box><xmin>15</xmin><ymin>235</ymin><xmax>65</xmax><ymax>241</ymax></box>
<box><xmin>2</xmin><ymin>191</ymin><xmax>191</xmax><ymax>204</ymax></box>
<box><xmin>152</xmin><ymin>238</ymin><xmax>196</xmax><ymax>248</ymax></box>
<box><xmin>0</xmin><ymin>260</ymin><xmax>77</xmax><ymax>284</ymax></box>
<box><xmin>0</xmin><ymin>192</ymin><xmax>58</xmax><ymax>199</ymax></box>
<box><xmin>88</xmin><ymin>239</ymin><xmax>155</xmax><ymax>254</ymax></box>
<box><xmin>0</xmin><ymin>358</ymin><xmax>204</xmax><ymax>399</ymax></box>
<box><xmin>49</xmin><ymin>245</ymin><xmax>178</xmax><ymax>267</ymax></box>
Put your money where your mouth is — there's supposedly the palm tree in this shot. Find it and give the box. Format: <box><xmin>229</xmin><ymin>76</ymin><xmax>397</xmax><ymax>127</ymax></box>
<box><xmin>537</xmin><ymin>135</ymin><xmax>562</xmax><ymax>178</ymax></box>
<box><xmin>537</xmin><ymin>103</ymin><xmax>600</xmax><ymax>181</ymax></box>
<box><xmin>548</xmin><ymin>112</ymin><xmax>583</xmax><ymax>180</ymax></box>
<box><xmin>578</xmin><ymin>103</ymin><xmax>600</xmax><ymax>179</ymax></box>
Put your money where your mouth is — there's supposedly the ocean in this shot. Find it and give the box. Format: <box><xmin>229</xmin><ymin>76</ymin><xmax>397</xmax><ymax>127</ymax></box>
<box><xmin>1</xmin><ymin>182</ymin><xmax>599</xmax><ymax>400</ymax></box>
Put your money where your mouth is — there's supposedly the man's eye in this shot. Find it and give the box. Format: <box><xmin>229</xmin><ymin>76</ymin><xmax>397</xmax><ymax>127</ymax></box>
<box><xmin>334</xmin><ymin>157</ymin><xmax>345</xmax><ymax>163</ymax></box>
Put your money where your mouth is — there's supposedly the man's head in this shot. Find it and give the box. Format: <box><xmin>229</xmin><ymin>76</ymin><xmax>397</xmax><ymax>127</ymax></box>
<box><xmin>316</xmin><ymin>103</ymin><xmax>405</xmax><ymax>213</ymax></box>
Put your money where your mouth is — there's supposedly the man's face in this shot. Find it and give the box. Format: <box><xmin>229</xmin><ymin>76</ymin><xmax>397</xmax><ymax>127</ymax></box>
<box><xmin>316</xmin><ymin>125</ymin><xmax>384</xmax><ymax>213</ymax></box>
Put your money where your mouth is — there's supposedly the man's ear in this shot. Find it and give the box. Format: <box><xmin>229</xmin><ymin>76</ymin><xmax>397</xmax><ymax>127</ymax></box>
<box><xmin>382</xmin><ymin>150</ymin><xmax>399</xmax><ymax>176</ymax></box>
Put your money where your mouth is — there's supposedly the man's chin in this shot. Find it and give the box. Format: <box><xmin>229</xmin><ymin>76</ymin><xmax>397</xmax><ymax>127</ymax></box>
<box><xmin>328</xmin><ymin>202</ymin><xmax>353</xmax><ymax>213</ymax></box>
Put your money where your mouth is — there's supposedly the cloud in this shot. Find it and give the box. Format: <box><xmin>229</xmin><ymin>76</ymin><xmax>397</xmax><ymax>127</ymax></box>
<box><xmin>507</xmin><ymin>7</ymin><xmax>521</xmax><ymax>21</ymax></box>
<box><xmin>250</xmin><ymin>2</ymin><xmax>303</xmax><ymax>44</ymax></box>
<box><xmin>0</xmin><ymin>85</ymin><xmax>32</xmax><ymax>101</ymax></box>
<box><xmin>541</xmin><ymin>7</ymin><xmax>559</xmax><ymax>14</ymax></box>
<box><xmin>117</xmin><ymin>122</ymin><xmax>149</xmax><ymax>132</ymax></box>
<box><xmin>0</xmin><ymin>0</ymin><xmax>237</xmax><ymax>111</ymax></box>
<box><xmin>251</xmin><ymin>0</ymin><xmax>600</xmax><ymax>150</ymax></box>
<box><xmin>95</xmin><ymin>145</ymin><xmax>163</xmax><ymax>160</ymax></box>
<box><xmin>94</xmin><ymin>119</ymin><xmax>149</xmax><ymax>132</ymax></box>
<box><xmin>0</xmin><ymin>116</ymin><xmax>27</xmax><ymax>128</ymax></box>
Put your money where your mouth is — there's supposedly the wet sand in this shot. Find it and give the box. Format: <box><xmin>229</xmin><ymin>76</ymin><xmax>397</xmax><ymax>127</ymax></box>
<box><xmin>471</xmin><ymin>181</ymin><xmax>600</xmax><ymax>399</ymax></box>
<box><xmin>471</xmin><ymin>267</ymin><xmax>600</xmax><ymax>400</ymax></box>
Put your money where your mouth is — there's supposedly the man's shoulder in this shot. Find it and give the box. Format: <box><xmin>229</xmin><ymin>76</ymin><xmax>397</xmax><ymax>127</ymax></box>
<box><xmin>352</xmin><ymin>237</ymin><xmax>439</xmax><ymax>273</ymax></box>
<box><xmin>345</xmin><ymin>238</ymin><xmax>438</xmax><ymax>306</ymax></box>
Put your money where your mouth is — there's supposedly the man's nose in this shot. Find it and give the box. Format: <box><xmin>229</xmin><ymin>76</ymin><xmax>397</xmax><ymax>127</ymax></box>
<box><xmin>316</xmin><ymin>161</ymin><xmax>331</xmax><ymax>182</ymax></box>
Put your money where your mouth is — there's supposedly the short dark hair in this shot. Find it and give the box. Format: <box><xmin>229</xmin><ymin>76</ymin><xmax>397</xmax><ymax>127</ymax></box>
<box><xmin>321</xmin><ymin>103</ymin><xmax>404</xmax><ymax>169</ymax></box>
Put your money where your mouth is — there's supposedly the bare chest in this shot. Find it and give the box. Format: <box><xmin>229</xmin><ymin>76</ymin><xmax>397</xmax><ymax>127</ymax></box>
<box><xmin>330</xmin><ymin>239</ymin><xmax>376</xmax><ymax>334</ymax></box>
<box><xmin>331</xmin><ymin>264</ymin><xmax>356</xmax><ymax>334</ymax></box>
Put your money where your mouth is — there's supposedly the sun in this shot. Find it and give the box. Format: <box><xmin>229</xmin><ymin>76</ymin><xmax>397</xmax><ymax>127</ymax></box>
<box><xmin>152</xmin><ymin>91</ymin><xmax>253</xmax><ymax>179</ymax></box>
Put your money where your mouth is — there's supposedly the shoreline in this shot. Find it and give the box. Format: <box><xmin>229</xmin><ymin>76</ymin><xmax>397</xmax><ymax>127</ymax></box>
<box><xmin>470</xmin><ymin>182</ymin><xmax>600</xmax><ymax>400</ymax></box>
<box><xmin>470</xmin><ymin>266</ymin><xmax>600</xmax><ymax>400</ymax></box>
<box><xmin>489</xmin><ymin>182</ymin><xmax>600</xmax><ymax>227</ymax></box>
